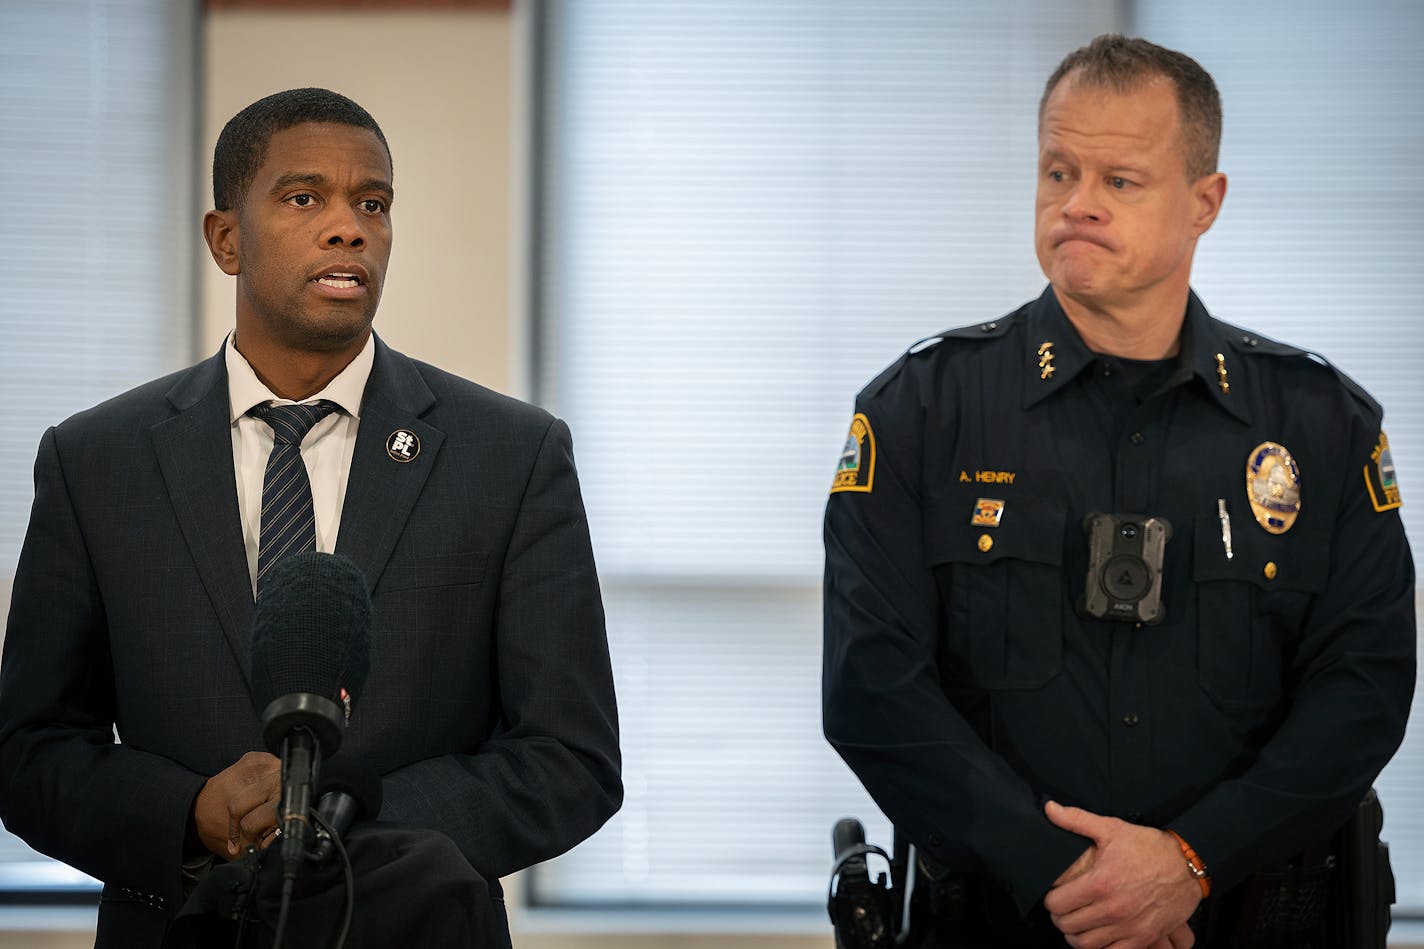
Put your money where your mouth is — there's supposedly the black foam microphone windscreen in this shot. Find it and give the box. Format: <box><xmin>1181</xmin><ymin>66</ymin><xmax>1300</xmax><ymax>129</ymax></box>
<box><xmin>250</xmin><ymin>551</ymin><xmax>373</xmax><ymax>720</ymax></box>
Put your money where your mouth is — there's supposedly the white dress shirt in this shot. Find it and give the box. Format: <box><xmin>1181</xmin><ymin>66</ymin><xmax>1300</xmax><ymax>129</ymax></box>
<box><xmin>226</xmin><ymin>333</ymin><xmax>375</xmax><ymax>595</ymax></box>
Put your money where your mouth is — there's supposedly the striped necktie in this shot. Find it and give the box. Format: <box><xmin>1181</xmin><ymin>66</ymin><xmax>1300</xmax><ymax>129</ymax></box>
<box><xmin>248</xmin><ymin>400</ymin><xmax>338</xmax><ymax>594</ymax></box>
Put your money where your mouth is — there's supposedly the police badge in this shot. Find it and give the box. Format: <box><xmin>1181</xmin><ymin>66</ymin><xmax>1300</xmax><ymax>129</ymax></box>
<box><xmin>1246</xmin><ymin>441</ymin><xmax>1301</xmax><ymax>534</ymax></box>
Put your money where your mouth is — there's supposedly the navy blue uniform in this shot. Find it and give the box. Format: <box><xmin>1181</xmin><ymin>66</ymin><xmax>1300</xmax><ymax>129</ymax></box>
<box><xmin>822</xmin><ymin>287</ymin><xmax>1416</xmax><ymax>918</ymax></box>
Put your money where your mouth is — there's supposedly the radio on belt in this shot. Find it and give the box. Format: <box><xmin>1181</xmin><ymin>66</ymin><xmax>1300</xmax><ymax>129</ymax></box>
<box><xmin>1080</xmin><ymin>512</ymin><xmax>1172</xmax><ymax>624</ymax></box>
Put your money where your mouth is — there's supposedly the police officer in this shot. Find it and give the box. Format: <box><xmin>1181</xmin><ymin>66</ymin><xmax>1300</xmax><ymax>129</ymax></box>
<box><xmin>822</xmin><ymin>34</ymin><xmax>1416</xmax><ymax>949</ymax></box>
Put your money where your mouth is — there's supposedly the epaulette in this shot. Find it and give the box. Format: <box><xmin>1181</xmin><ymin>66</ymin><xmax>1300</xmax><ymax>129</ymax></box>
<box><xmin>940</xmin><ymin>316</ymin><xmax>1015</xmax><ymax>341</ymax></box>
<box><xmin>1221</xmin><ymin>323</ymin><xmax>1306</xmax><ymax>359</ymax></box>
<box><xmin>864</xmin><ymin>316</ymin><xmax>1016</xmax><ymax>397</ymax></box>
<box><xmin>1223</xmin><ymin>322</ymin><xmax>1382</xmax><ymax>418</ymax></box>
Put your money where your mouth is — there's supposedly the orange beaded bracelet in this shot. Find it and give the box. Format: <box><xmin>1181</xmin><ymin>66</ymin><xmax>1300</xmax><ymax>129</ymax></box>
<box><xmin>1166</xmin><ymin>829</ymin><xmax>1212</xmax><ymax>898</ymax></box>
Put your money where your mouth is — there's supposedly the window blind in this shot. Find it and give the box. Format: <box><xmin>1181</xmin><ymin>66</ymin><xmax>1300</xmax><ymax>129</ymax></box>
<box><xmin>0</xmin><ymin>0</ymin><xmax>197</xmax><ymax>886</ymax></box>
<box><xmin>1139</xmin><ymin>0</ymin><xmax>1424</xmax><ymax>913</ymax></box>
<box><xmin>531</xmin><ymin>0</ymin><xmax>1424</xmax><ymax>914</ymax></box>
<box><xmin>529</xmin><ymin>0</ymin><xmax>1120</xmax><ymax>907</ymax></box>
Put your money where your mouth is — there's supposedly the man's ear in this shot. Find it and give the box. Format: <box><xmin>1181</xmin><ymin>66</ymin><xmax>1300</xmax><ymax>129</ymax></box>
<box><xmin>1190</xmin><ymin>172</ymin><xmax>1227</xmax><ymax>238</ymax></box>
<box><xmin>203</xmin><ymin>209</ymin><xmax>241</xmax><ymax>276</ymax></box>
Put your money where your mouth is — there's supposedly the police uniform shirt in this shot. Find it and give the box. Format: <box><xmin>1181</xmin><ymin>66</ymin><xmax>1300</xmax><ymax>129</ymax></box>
<box><xmin>822</xmin><ymin>286</ymin><xmax>1416</xmax><ymax>914</ymax></box>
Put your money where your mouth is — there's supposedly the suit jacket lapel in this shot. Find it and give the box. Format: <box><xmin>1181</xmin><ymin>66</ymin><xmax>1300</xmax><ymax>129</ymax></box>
<box><xmin>150</xmin><ymin>348</ymin><xmax>256</xmax><ymax>680</ymax></box>
<box><xmin>336</xmin><ymin>338</ymin><xmax>444</xmax><ymax>593</ymax></box>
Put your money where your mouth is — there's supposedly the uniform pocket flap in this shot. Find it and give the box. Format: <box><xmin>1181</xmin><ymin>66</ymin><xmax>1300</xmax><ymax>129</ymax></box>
<box><xmin>926</xmin><ymin>489</ymin><xmax>1065</xmax><ymax>568</ymax></box>
<box><xmin>1191</xmin><ymin>512</ymin><xmax>1328</xmax><ymax>593</ymax></box>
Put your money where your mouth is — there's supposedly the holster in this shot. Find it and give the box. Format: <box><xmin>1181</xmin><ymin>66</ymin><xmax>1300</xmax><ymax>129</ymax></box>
<box><xmin>1204</xmin><ymin>788</ymin><xmax>1394</xmax><ymax>949</ymax></box>
<box><xmin>913</xmin><ymin>851</ymin><xmax>1061</xmax><ymax>948</ymax></box>
<box><xmin>1204</xmin><ymin>840</ymin><xmax>1335</xmax><ymax>948</ymax></box>
<box><xmin>1327</xmin><ymin>787</ymin><xmax>1395</xmax><ymax>949</ymax></box>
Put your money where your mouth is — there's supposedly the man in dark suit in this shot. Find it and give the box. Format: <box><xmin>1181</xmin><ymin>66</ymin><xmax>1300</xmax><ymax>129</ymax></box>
<box><xmin>0</xmin><ymin>88</ymin><xmax>621</xmax><ymax>948</ymax></box>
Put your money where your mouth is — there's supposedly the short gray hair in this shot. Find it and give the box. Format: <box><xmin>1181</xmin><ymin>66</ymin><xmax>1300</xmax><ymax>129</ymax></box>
<box><xmin>1040</xmin><ymin>34</ymin><xmax>1222</xmax><ymax>180</ymax></box>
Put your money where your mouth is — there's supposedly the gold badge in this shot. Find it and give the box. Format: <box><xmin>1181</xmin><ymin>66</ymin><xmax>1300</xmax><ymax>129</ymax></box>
<box><xmin>971</xmin><ymin>498</ymin><xmax>1005</xmax><ymax>527</ymax></box>
<box><xmin>1364</xmin><ymin>430</ymin><xmax>1402</xmax><ymax>512</ymax></box>
<box><xmin>831</xmin><ymin>413</ymin><xmax>876</xmax><ymax>493</ymax></box>
<box><xmin>1246</xmin><ymin>441</ymin><xmax>1301</xmax><ymax>534</ymax></box>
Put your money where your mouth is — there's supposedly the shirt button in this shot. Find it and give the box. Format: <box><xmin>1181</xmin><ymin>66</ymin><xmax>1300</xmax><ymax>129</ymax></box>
<box><xmin>1122</xmin><ymin>712</ymin><xmax>1140</xmax><ymax>727</ymax></box>
<box><xmin>1130</xmin><ymin>432</ymin><xmax>1145</xmax><ymax>445</ymax></box>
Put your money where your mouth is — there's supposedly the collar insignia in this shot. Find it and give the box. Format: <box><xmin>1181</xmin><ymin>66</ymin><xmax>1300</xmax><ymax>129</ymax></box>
<box><xmin>1038</xmin><ymin>341</ymin><xmax>1056</xmax><ymax>380</ymax></box>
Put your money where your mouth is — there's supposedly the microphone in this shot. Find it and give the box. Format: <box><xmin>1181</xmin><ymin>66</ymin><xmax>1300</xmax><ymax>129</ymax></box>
<box><xmin>309</xmin><ymin>754</ymin><xmax>383</xmax><ymax>865</ymax></box>
<box><xmin>250</xmin><ymin>551</ymin><xmax>372</xmax><ymax>885</ymax></box>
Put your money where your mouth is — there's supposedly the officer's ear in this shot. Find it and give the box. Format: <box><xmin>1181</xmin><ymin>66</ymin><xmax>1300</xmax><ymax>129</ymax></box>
<box><xmin>1190</xmin><ymin>172</ymin><xmax>1227</xmax><ymax>237</ymax></box>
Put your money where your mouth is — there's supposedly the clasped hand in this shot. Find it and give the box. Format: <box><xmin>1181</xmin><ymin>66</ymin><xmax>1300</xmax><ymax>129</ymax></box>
<box><xmin>1042</xmin><ymin>801</ymin><xmax>1202</xmax><ymax>949</ymax></box>
<box><xmin>192</xmin><ymin>751</ymin><xmax>283</xmax><ymax>859</ymax></box>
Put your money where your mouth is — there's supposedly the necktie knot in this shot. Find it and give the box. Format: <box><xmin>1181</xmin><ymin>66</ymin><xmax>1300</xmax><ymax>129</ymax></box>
<box><xmin>249</xmin><ymin>400</ymin><xmax>338</xmax><ymax>446</ymax></box>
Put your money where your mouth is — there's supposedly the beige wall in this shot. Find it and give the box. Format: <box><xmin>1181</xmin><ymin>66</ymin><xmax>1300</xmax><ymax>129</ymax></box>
<box><xmin>197</xmin><ymin>8</ymin><xmax>520</xmax><ymax>399</ymax></box>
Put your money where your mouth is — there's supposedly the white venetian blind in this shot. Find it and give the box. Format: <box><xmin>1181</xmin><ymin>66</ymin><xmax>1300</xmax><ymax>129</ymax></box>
<box><xmin>0</xmin><ymin>0</ymin><xmax>197</xmax><ymax>887</ymax></box>
<box><xmin>1138</xmin><ymin>0</ymin><xmax>1424</xmax><ymax>915</ymax></box>
<box><xmin>529</xmin><ymin>0</ymin><xmax>1119</xmax><ymax>907</ymax></box>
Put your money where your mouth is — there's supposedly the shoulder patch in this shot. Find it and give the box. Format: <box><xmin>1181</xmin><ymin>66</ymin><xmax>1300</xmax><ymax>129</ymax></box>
<box><xmin>831</xmin><ymin>413</ymin><xmax>877</xmax><ymax>494</ymax></box>
<box><xmin>1364</xmin><ymin>430</ymin><xmax>1402</xmax><ymax>512</ymax></box>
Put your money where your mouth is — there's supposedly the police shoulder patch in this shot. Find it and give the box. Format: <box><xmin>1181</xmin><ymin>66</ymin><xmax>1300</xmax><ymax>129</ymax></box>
<box><xmin>831</xmin><ymin>413</ymin><xmax>877</xmax><ymax>494</ymax></box>
<box><xmin>1365</xmin><ymin>430</ymin><xmax>1402</xmax><ymax>512</ymax></box>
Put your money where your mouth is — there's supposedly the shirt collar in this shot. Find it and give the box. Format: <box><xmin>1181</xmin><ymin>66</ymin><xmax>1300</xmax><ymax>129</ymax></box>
<box><xmin>1019</xmin><ymin>287</ymin><xmax>1097</xmax><ymax>409</ymax></box>
<box><xmin>1180</xmin><ymin>291</ymin><xmax>1252</xmax><ymax>425</ymax></box>
<box><xmin>1020</xmin><ymin>287</ymin><xmax>1252</xmax><ymax>425</ymax></box>
<box><xmin>225</xmin><ymin>331</ymin><xmax>375</xmax><ymax>423</ymax></box>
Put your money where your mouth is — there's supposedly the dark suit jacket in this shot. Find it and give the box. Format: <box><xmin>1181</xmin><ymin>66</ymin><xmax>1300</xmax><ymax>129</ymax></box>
<box><xmin>0</xmin><ymin>338</ymin><xmax>622</xmax><ymax>947</ymax></box>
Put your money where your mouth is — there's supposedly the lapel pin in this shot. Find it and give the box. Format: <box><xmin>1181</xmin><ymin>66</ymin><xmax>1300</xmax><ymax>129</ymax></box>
<box><xmin>1215</xmin><ymin>352</ymin><xmax>1230</xmax><ymax>394</ymax></box>
<box><xmin>386</xmin><ymin>429</ymin><xmax>421</xmax><ymax>463</ymax></box>
<box><xmin>971</xmin><ymin>498</ymin><xmax>1005</xmax><ymax>528</ymax></box>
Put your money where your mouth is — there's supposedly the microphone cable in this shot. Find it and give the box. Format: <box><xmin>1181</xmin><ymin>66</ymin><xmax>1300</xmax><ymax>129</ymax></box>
<box><xmin>269</xmin><ymin>812</ymin><xmax>356</xmax><ymax>949</ymax></box>
<box><xmin>311</xmin><ymin>806</ymin><xmax>356</xmax><ymax>949</ymax></box>
<box><xmin>271</xmin><ymin>872</ymin><xmax>295</xmax><ymax>949</ymax></box>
